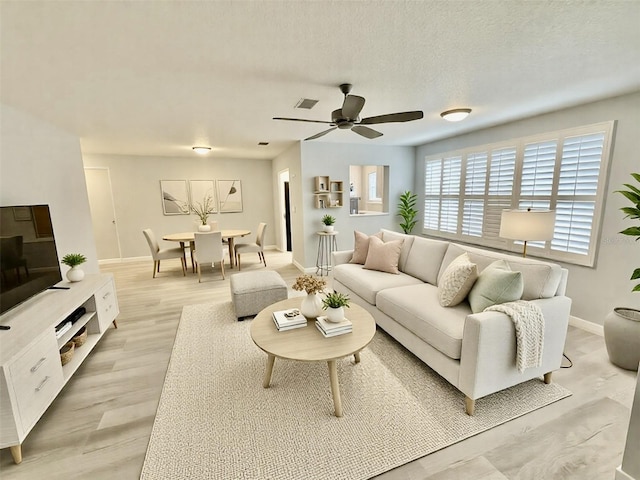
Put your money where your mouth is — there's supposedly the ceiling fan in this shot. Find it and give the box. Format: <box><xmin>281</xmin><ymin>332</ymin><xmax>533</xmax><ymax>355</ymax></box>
<box><xmin>273</xmin><ymin>84</ymin><xmax>424</xmax><ymax>141</ymax></box>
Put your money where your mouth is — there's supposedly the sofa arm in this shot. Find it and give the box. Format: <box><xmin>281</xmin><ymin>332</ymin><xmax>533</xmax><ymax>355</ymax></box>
<box><xmin>332</xmin><ymin>249</ymin><xmax>353</xmax><ymax>266</ymax></box>
<box><xmin>458</xmin><ymin>296</ymin><xmax>571</xmax><ymax>400</ymax></box>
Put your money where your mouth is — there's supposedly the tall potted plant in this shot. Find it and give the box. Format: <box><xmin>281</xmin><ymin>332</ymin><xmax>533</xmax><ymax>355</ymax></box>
<box><xmin>604</xmin><ymin>173</ymin><xmax>640</xmax><ymax>371</ymax></box>
<box><xmin>397</xmin><ymin>190</ymin><xmax>418</xmax><ymax>234</ymax></box>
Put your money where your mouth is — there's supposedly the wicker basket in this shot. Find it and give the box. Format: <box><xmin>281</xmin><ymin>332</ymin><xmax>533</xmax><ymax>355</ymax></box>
<box><xmin>72</xmin><ymin>326</ymin><xmax>87</xmax><ymax>348</ymax></box>
<box><xmin>60</xmin><ymin>341</ymin><xmax>75</xmax><ymax>366</ymax></box>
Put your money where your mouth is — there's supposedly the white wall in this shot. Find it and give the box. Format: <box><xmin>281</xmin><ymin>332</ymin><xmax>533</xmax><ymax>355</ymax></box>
<box><xmin>82</xmin><ymin>154</ymin><xmax>276</xmax><ymax>258</ymax></box>
<box><xmin>415</xmin><ymin>91</ymin><xmax>640</xmax><ymax>326</ymax></box>
<box><xmin>300</xmin><ymin>142</ymin><xmax>414</xmax><ymax>268</ymax></box>
<box><xmin>0</xmin><ymin>103</ymin><xmax>99</xmax><ymax>274</ymax></box>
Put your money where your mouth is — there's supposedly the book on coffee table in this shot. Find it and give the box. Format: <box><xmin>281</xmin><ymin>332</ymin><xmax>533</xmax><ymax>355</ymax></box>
<box><xmin>272</xmin><ymin>308</ymin><xmax>306</xmax><ymax>331</ymax></box>
<box><xmin>315</xmin><ymin>316</ymin><xmax>352</xmax><ymax>337</ymax></box>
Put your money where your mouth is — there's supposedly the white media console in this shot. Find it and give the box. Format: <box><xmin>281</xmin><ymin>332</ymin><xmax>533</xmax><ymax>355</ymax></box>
<box><xmin>0</xmin><ymin>274</ymin><xmax>119</xmax><ymax>464</ymax></box>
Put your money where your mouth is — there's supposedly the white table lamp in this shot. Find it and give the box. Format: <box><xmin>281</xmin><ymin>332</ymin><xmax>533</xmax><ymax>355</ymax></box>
<box><xmin>499</xmin><ymin>208</ymin><xmax>556</xmax><ymax>257</ymax></box>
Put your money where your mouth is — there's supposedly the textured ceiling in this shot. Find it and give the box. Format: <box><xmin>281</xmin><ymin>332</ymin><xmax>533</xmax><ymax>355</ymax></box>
<box><xmin>1</xmin><ymin>1</ymin><xmax>639</xmax><ymax>160</ymax></box>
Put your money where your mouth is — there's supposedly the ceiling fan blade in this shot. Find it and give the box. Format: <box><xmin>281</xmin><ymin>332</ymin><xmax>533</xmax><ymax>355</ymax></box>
<box><xmin>342</xmin><ymin>95</ymin><xmax>365</xmax><ymax>120</ymax></box>
<box><xmin>273</xmin><ymin>117</ymin><xmax>334</xmax><ymax>124</ymax></box>
<box><xmin>351</xmin><ymin>125</ymin><xmax>383</xmax><ymax>139</ymax></box>
<box><xmin>305</xmin><ymin>127</ymin><xmax>337</xmax><ymax>141</ymax></box>
<box><xmin>359</xmin><ymin>111</ymin><xmax>424</xmax><ymax>125</ymax></box>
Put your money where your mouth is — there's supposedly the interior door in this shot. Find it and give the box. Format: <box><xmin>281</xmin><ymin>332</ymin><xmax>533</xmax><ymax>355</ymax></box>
<box><xmin>84</xmin><ymin>168</ymin><xmax>121</xmax><ymax>260</ymax></box>
<box><xmin>284</xmin><ymin>181</ymin><xmax>292</xmax><ymax>251</ymax></box>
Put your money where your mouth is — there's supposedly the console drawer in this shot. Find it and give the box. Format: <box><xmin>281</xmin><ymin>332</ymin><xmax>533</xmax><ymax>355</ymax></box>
<box><xmin>8</xmin><ymin>333</ymin><xmax>64</xmax><ymax>431</ymax></box>
<box><xmin>95</xmin><ymin>280</ymin><xmax>118</xmax><ymax>329</ymax></box>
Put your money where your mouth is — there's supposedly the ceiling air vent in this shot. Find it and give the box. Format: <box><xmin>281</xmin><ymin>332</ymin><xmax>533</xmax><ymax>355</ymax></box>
<box><xmin>295</xmin><ymin>98</ymin><xmax>318</xmax><ymax>109</ymax></box>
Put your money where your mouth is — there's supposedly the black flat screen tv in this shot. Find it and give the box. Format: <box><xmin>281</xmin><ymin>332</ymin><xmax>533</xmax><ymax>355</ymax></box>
<box><xmin>0</xmin><ymin>205</ymin><xmax>63</xmax><ymax>315</ymax></box>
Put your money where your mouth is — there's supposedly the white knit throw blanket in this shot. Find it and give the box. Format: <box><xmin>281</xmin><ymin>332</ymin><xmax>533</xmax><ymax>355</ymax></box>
<box><xmin>485</xmin><ymin>300</ymin><xmax>545</xmax><ymax>373</ymax></box>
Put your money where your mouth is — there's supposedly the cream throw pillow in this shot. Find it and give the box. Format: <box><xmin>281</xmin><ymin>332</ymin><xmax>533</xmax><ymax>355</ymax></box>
<box><xmin>468</xmin><ymin>260</ymin><xmax>524</xmax><ymax>313</ymax></box>
<box><xmin>363</xmin><ymin>236</ymin><xmax>403</xmax><ymax>274</ymax></box>
<box><xmin>350</xmin><ymin>230</ymin><xmax>383</xmax><ymax>264</ymax></box>
<box><xmin>437</xmin><ymin>253</ymin><xmax>478</xmax><ymax>307</ymax></box>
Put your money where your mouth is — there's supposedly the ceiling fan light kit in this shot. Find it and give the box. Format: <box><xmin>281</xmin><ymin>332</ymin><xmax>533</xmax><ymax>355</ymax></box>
<box><xmin>274</xmin><ymin>83</ymin><xmax>424</xmax><ymax>141</ymax></box>
<box><xmin>192</xmin><ymin>146</ymin><xmax>212</xmax><ymax>154</ymax></box>
<box><xmin>440</xmin><ymin>108</ymin><xmax>472</xmax><ymax>122</ymax></box>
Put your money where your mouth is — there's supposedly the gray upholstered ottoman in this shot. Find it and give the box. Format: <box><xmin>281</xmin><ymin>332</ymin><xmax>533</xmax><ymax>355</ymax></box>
<box><xmin>230</xmin><ymin>270</ymin><xmax>288</xmax><ymax>319</ymax></box>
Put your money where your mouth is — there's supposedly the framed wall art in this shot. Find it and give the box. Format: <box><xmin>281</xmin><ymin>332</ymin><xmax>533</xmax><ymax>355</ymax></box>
<box><xmin>160</xmin><ymin>180</ymin><xmax>189</xmax><ymax>215</ymax></box>
<box><xmin>217</xmin><ymin>180</ymin><xmax>243</xmax><ymax>213</ymax></box>
<box><xmin>189</xmin><ymin>180</ymin><xmax>218</xmax><ymax>213</ymax></box>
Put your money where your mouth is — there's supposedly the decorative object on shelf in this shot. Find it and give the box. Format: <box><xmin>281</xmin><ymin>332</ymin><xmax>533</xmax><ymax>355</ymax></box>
<box><xmin>322</xmin><ymin>214</ymin><xmax>336</xmax><ymax>232</ymax></box>
<box><xmin>218</xmin><ymin>180</ymin><xmax>243</xmax><ymax>213</ymax></box>
<box><xmin>397</xmin><ymin>190</ymin><xmax>418</xmax><ymax>234</ymax></box>
<box><xmin>190</xmin><ymin>194</ymin><xmax>216</xmax><ymax>231</ymax></box>
<box><xmin>322</xmin><ymin>291</ymin><xmax>350</xmax><ymax>323</ymax></box>
<box><xmin>61</xmin><ymin>253</ymin><xmax>87</xmax><ymax>282</ymax></box>
<box><xmin>314</xmin><ymin>176</ymin><xmax>343</xmax><ymax>209</ymax></box>
<box><xmin>160</xmin><ymin>180</ymin><xmax>189</xmax><ymax>215</ymax></box>
<box><xmin>60</xmin><ymin>341</ymin><xmax>75</xmax><ymax>366</ymax></box>
<box><xmin>604</xmin><ymin>173</ymin><xmax>640</xmax><ymax>371</ymax></box>
<box><xmin>292</xmin><ymin>274</ymin><xmax>327</xmax><ymax>319</ymax></box>
<box><xmin>499</xmin><ymin>208</ymin><xmax>556</xmax><ymax>257</ymax></box>
<box><xmin>72</xmin><ymin>326</ymin><xmax>88</xmax><ymax>348</ymax></box>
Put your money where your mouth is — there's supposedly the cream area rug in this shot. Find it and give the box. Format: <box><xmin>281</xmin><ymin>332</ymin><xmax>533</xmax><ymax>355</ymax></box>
<box><xmin>141</xmin><ymin>302</ymin><xmax>571</xmax><ymax>480</ymax></box>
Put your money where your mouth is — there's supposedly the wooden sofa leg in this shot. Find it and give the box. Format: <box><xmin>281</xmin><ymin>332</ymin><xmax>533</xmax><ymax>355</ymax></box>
<box><xmin>544</xmin><ymin>372</ymin><xmax>553</xmax><ymax>384</ymax></box>
<box><xmin>465</xmin><ymin>396</ymin><xmax>475</xmax><ymax>416</ymax></box>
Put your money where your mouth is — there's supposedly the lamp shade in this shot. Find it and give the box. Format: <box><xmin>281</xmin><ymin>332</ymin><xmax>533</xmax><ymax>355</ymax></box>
<box><xmin>499</xmin><ymin>209</ymin><xmax>556</xmax><ymax>241</ymax></box>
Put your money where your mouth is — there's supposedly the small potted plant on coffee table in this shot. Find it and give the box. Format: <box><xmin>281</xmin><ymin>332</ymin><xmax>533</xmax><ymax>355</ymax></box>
<box><xmin>322</xmin><ymin>291</ymin><xmax>350</xmax><ymax>323</ymax></box>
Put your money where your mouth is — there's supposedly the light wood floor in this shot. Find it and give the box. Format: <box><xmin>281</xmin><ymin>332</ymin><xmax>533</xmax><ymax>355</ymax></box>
<box><xmin>0</xmin><ymin>250</ymin><xmax>635</xmax><ymax>479</ymax></box>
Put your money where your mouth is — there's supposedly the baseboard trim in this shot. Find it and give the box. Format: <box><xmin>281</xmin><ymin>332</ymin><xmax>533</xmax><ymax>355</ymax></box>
<box><xmin>616</xmin><ymin>465</ymin><xmax>636</xmax><ymax>480</ymax></box>
<box><xmin>569</xmin><ymin>315</ymin><xmax>604</xmax><ymax>336</ymax></box>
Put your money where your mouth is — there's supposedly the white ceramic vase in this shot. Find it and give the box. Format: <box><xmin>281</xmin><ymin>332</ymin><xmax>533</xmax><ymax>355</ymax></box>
<box><xmin>300</xmin><ymin>293</ymin><xmax>323</xmax><ymax>319</ymax></box>
<box><xmin>66</xmin><ymin>266</ymin><xmax>85</xmax><ymax>282</ymax></box>
<box><xmin>323</xmin><ymin>225</ymin><xmax>334</xmax><ymax>233</ymax></box>
<box><xmin>198</xmin><ymin>224</ymin><xmax>212</xmax><ymax>232</ymax></box>
<box><xmin>326</xmin><ymin>306</ymin><xmax>344</xmax><ymax>323</ymax></box>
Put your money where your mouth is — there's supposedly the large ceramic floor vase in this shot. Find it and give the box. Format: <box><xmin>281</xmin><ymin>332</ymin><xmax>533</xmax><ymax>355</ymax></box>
<box><xmin>604</xmin><ymin>307</ymin><xmax>640</xmax><ymax>371</ymax></box>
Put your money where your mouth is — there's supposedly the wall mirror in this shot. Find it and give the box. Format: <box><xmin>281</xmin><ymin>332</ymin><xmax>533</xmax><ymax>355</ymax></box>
<box><xmin>349</xmin><ymin>165</ymin><xmax>389</xmax><ymax>215</ymax></box>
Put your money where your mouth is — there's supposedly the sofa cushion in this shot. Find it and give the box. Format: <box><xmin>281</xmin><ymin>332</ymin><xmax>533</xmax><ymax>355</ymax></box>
<box><xmin>468</xmin><ymin>259</ymin><xmax>524</xmax><ymax>313</ymax></box>
<box><xmin>363</xmin><ymin>237</ymin><xmax>403</xmax><ymax>274</ymax></box>
<box><xmin>380</xmin><ymin>229</ymin><xmax>415</xmax><ymax>272</ymax></box>
<box><xmin>376</xmin><ymin>284</ymin><xmax>469</xmax><ymax>360</ymax></box>
<box><xmin>403</xmin><ymin>236</ymin><xmax>449</xmax><ymax>285</ymax></box>
<box><xmin>350</xmin><ymin>230</ymin><xmax>383</xmax><ymax>264</ymax></box>
<box><xmin>438</xmin><ymin>243</ymin><xmax>562</xmax><ymax>300</ymax></box>
<box><xmin>333</xmin><ymin>263</ymin><xmax>423</xmax><ymax>305</ymax></box>
<box><xmin>437</xmin><ymin>253</ymin><xmax>478</xmax><ymax>307</ymax></box>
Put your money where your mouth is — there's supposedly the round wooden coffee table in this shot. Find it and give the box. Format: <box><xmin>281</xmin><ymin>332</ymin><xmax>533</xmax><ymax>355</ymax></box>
<box><xmin>250</xmin><ymin>297</ymin><xmax>376</xmax><ymax>417</ymax></box>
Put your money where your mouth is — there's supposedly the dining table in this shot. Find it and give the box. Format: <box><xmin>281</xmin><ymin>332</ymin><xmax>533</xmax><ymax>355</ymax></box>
<box><xmin>162</xmin><ymin>229</ymin><xmax>251</xmax><ymax>271</ymax></box>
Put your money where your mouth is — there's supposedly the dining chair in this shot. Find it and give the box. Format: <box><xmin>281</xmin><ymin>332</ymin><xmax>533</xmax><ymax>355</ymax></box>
<box><xmin>193</xmin><ymin>231</ymin><xmax>228</xmax><ymax>282</ymax></box>
<box><xmin>234</xmin><ymin>223</ymin><xmax>267</xmax><ymax>271</ymax></box>
<box><xmin>142</xmin><ymin>229</ymin><xmax>186</xmax><ymax>278</ymax></box>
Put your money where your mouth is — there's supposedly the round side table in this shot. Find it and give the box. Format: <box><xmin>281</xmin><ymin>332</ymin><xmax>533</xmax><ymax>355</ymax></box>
<box><xmin>315</xmin><ymin>231</ymin><xmax>338</xmax><ymax>276</ymax></box>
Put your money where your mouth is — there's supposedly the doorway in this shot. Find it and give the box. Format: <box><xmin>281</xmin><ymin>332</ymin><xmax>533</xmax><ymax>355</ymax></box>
<box><xmin>84</xmin><ymin>167</ymin><xmax>122</xmax><ymax>261</ymax></box>
<box><xmin>278</xmin><ymin>169</ymin><xmax>292</xmax><ymax>252</ymax></box>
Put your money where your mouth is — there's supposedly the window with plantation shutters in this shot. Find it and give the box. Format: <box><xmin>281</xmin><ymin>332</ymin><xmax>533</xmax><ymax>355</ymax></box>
<box><xmin>422</xmin><ymin>121</ymin><xmax>614</xmax><ymax>266</ymax></box>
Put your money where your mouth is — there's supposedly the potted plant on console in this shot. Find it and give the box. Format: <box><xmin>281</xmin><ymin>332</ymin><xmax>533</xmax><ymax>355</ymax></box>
<box><xmin>61</xmin><ymin>253</ymin><xmax>87</xmax><ymax>283</ymax></box>
<box><xmin>322</xmin><ymin>291</ymin><xmax>350</xmax><ymax>323</ymax></box>
<box><xmin>322</xmin><ymin>214</ymin><xmax>336</xmax><ymax>233</ymax></box>
<box><xmin>191</xmin><ymin>195</ymin><xmax>216</xmax><ymax>232</ymax></box>
<box><xmin>604</xmin><ymin>172</ymin><xmax>640</xmax><ymax>371</ymax></box>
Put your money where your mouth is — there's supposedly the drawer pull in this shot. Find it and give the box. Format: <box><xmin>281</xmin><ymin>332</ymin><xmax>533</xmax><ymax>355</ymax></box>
<box><xmin>35</xmin><ymin>376</ymin><xmax>50</xmax><ymax>392</ymax></box>
<box><xmin>102</xmin><ymin>291</ymin><xmax>111</xmax><ymax>300</ymax></box>
<box><xmin>30</xmin><ymin>357</ymin><xmax>47</xmax><ymax>373</ymax></box>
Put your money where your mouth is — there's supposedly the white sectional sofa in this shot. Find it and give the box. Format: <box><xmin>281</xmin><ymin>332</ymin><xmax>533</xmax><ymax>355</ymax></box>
<box><xmin>332</xmin><ymin>229</ymin><xmax>572</xmax><ymax>415</ymax></box>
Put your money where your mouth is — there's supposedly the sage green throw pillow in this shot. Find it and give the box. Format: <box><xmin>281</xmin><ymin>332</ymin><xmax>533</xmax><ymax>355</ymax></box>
<box><xmin>468</xmin><ymin>259</ymin><xmax>524</xmax><ymax>313</ymax></box>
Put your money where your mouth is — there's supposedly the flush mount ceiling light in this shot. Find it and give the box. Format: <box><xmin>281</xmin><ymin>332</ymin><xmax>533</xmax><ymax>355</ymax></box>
<box><xmin>192</xmin><ymin>146</ymin><xmax>212</xmax><ymax>154</ymax></box>
<box><xmin>440</xmin><ymin>108</ymin><xmax>472</xmax><ymax>122</ymax></box>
